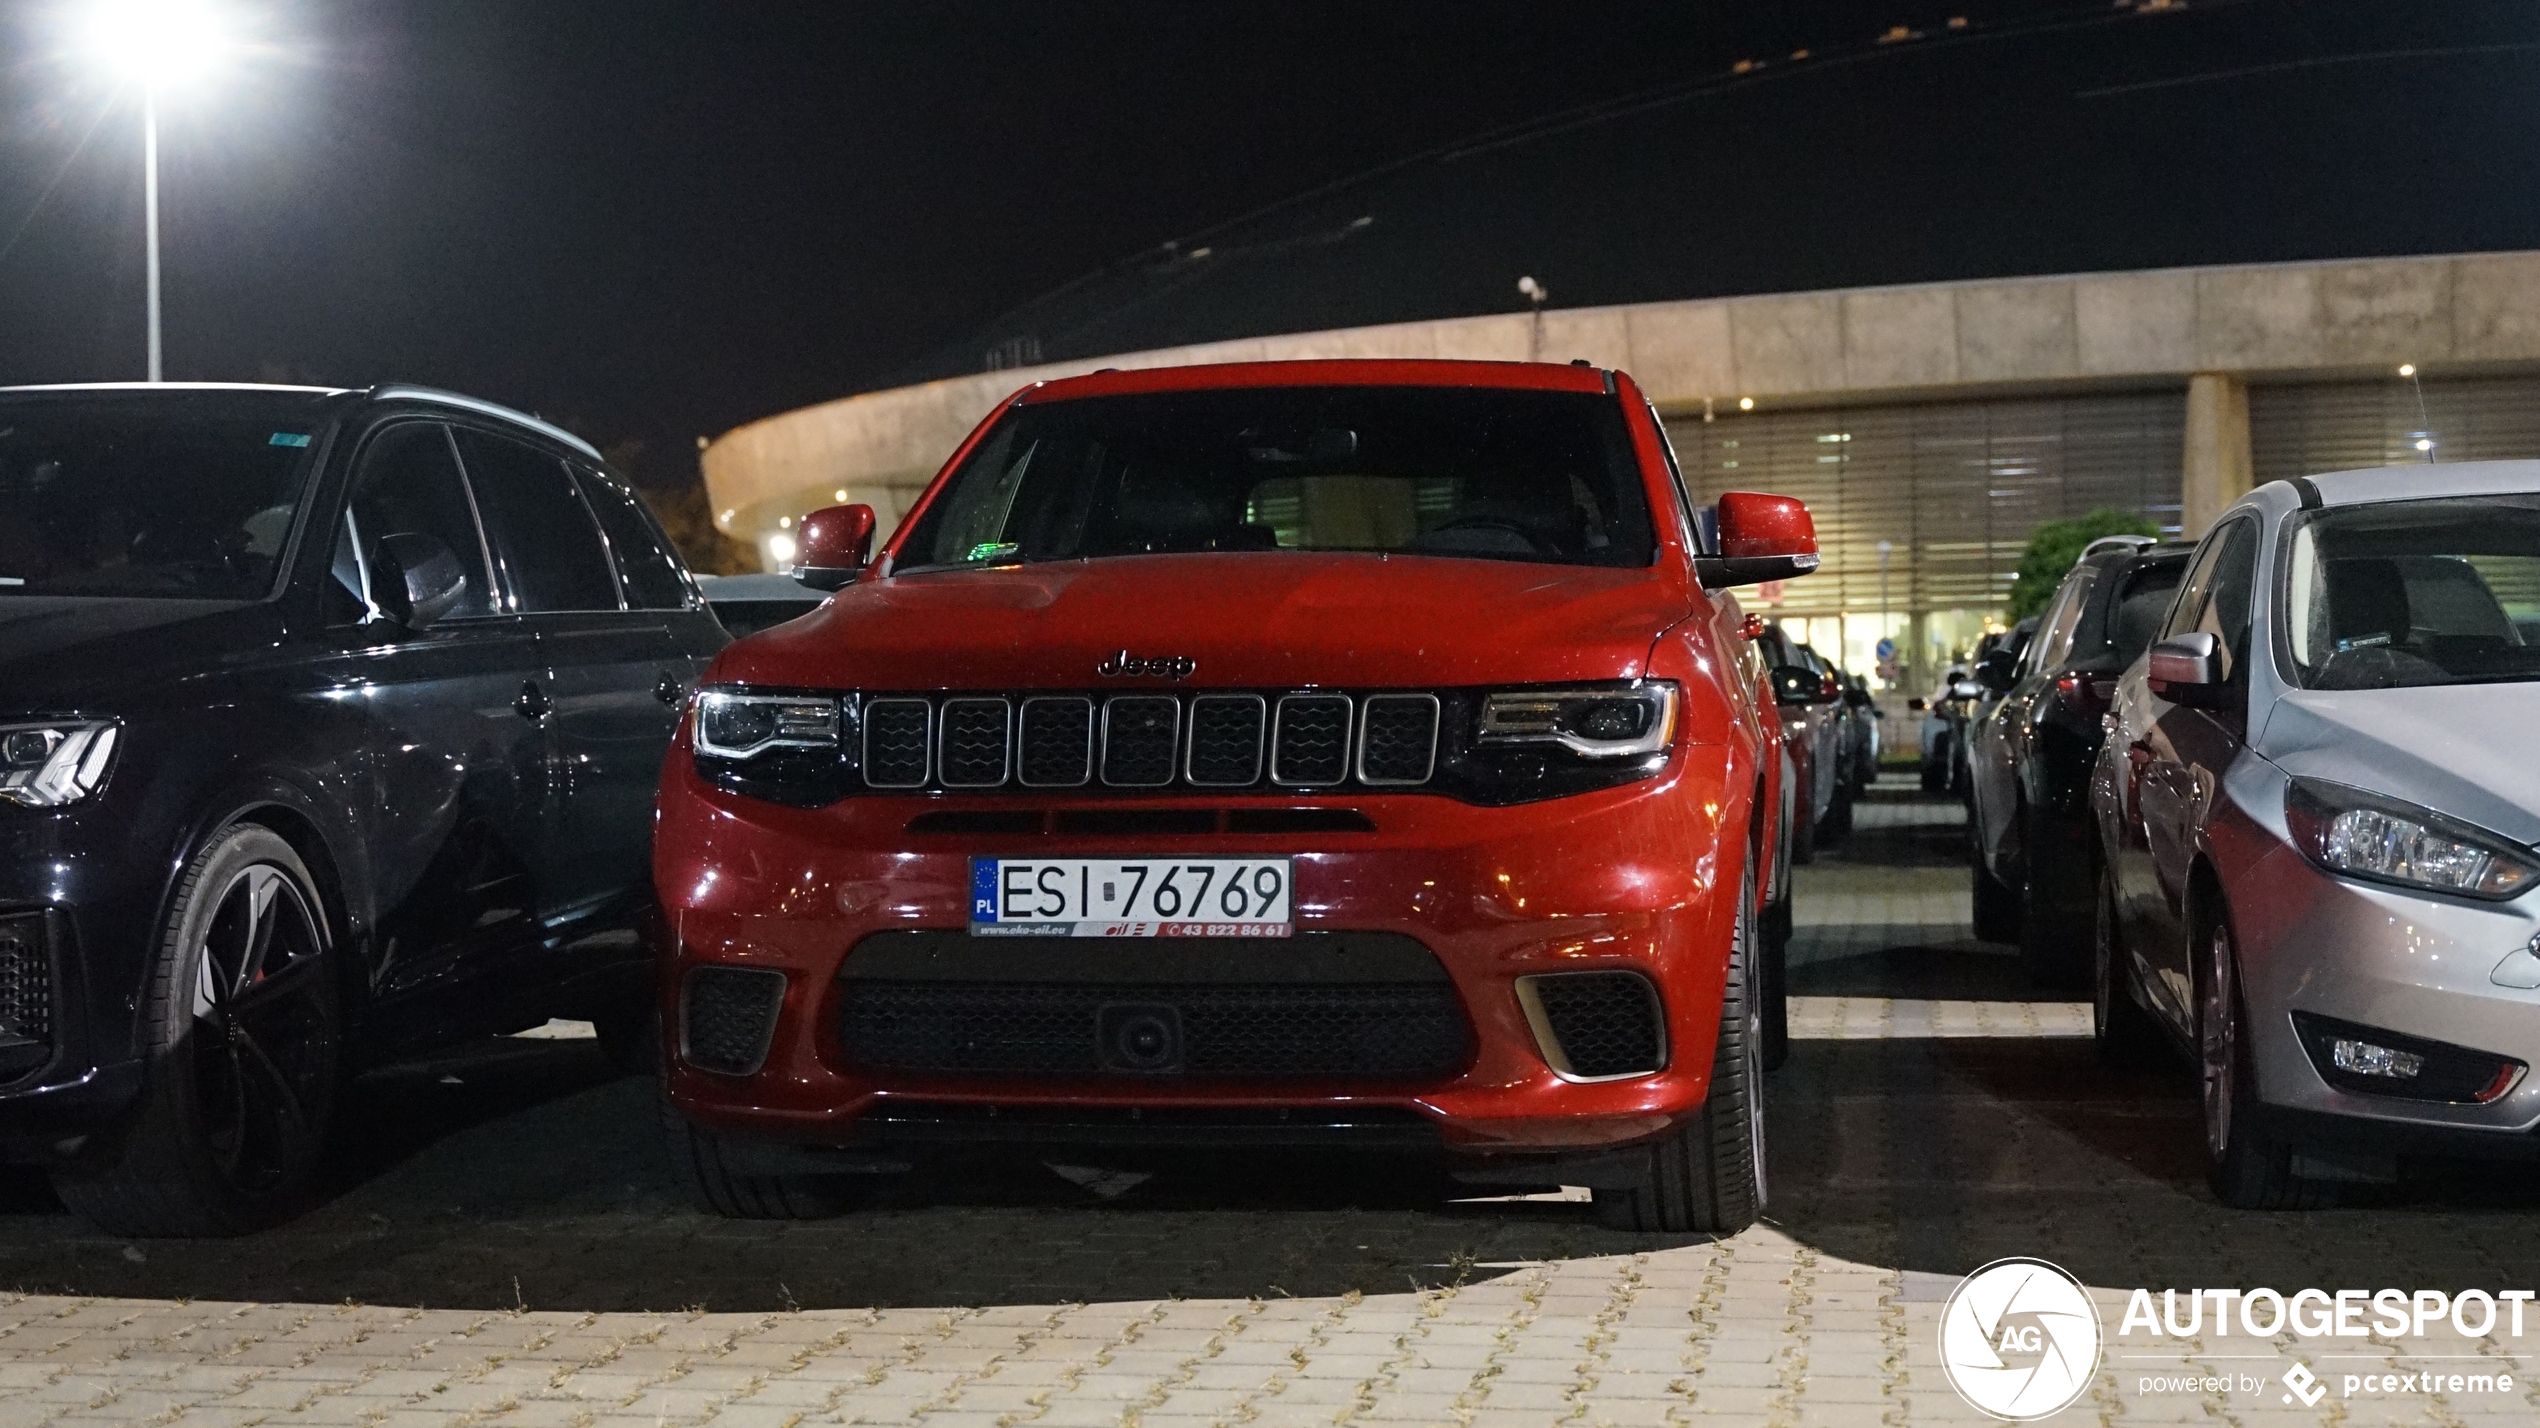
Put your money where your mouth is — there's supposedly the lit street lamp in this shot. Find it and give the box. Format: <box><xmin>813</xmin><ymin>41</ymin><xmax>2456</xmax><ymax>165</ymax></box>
<box><xmin>72</xmin><ymin>0</ymin><xmax>239</xmax><ymax>382</ymax></box>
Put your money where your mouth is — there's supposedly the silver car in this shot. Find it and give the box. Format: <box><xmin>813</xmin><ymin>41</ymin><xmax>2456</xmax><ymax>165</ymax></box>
<box><xmin>2092</xmin><ymin>462</ymin><xmax>2540</xmax><ymax>1207</ymax></box>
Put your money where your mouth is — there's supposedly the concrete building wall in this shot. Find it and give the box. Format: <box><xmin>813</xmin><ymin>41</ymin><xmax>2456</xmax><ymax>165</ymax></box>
<box><xmin>702</xmin><ymin>250</ymin><xmax>2540</xmax><ymax>564</ymax></box>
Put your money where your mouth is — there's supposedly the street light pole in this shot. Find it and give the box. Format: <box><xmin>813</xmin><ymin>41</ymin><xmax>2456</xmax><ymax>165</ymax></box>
<box><xmin>143</xmin><ymin>84</ymin><xmax>161</xmax><ymax>382</ymax></box>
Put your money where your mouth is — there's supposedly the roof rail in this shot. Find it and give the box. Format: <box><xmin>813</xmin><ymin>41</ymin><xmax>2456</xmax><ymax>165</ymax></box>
<box><xmin>368</xmin><ymin>384</ymin><xmax>603</xmax><ymax>461</ymax></box>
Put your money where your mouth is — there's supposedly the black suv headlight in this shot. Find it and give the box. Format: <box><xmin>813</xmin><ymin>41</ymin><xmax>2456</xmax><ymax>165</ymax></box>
<box><xmin>691</xmin><ymin>687</ymin><xmax>854</xmax><ymax>806</ymax></box>
<box><xmin>2283</xmin><ymin>778</ymin><xmax>2540</xmax><ymax>902</ymax></box>
<box><xmin>0</xmin><ymin>720</ymin><xmax>119</xmax><ymax>809</ymax></box>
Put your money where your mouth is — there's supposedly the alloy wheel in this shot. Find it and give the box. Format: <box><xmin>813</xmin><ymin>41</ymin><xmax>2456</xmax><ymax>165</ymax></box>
<box><xmin>187</xmin><ymin>862</ymin><xmax>334</xmax><ymax>1194</ymax></box>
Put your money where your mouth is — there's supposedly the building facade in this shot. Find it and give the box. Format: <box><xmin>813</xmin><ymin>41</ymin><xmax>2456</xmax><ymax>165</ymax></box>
<box><xmin>701</xmin><ymin>249</ymin><xmax>2540</xmax><ymax>691</ymax></box>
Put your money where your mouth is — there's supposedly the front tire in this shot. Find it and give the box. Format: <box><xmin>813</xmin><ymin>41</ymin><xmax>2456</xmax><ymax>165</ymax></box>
<box><xmin>2199</xmin><ymin>912</ymin><xmax>2330</xmax><ymax>1209</ymax></box>
<box><xmin>52</xmin><ymin>825</ymin><xmax>343</xmax><ymax>1237</ymax></box>
<box><xmin>1595</xmin><ymin>863</ymin><xmax>1766</xmax><ymax>1234</ymax></box>
<box><xmin>661</xmin><ymin>1080</ymin><xmax>855</xmax><ymax>1219</ymax></box>
<box><xmin>1758</xmin><ymin>894</ymin><xmax>1790</xmax><ymax>1073</ymax></box>
<box><xmin>2092</xmin><ymin>861</ymin><xmax>2164</xmax><ymax>1065</ymax></box>
<box><xmin>1970</xmin><ymin>848</ymin><xmax>2021</xmax><ymax>944</ymax></box>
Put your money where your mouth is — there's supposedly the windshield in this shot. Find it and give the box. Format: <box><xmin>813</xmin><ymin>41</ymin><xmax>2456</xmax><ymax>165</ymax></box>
<box><xmin>0</xmin><ymin>393</ymin><xmax>328</xmax><ymax>600</ymax></box>
<box><xmin>2283</xmin><ymin>495</ymin><xmax>2540</xmax><ymax>690</ymax></box>
<box><xmin>900</xmin><ymin>385</ymin><xmax>1655</xmax><ymax>571</ymax></box>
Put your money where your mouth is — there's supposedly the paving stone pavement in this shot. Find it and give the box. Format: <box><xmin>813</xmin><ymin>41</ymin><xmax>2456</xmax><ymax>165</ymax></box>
<box><xmin>0</xmin><ymin>780</ymin><xmax>2534</xmax><ymax>1426</ymax></box>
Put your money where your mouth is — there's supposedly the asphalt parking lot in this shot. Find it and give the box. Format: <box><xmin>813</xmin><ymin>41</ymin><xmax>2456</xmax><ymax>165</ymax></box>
<box><xmin>1</xmin><ymin>779</ymin><xmax>2536</xmax><ymax>1426</ymax></box>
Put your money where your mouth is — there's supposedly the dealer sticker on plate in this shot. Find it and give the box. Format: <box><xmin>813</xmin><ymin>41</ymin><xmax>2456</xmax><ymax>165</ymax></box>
<box><xmin>970</xmin><ymin>857</ymin><xmax>1294</xmax><ymax>937</ymax></box>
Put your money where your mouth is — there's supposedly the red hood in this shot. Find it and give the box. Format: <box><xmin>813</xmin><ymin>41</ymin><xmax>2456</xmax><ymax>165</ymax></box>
<box><xmin>712</xmin><ymin>554</ymin><xmax>1687</xmax><ymax>690</ymax></box>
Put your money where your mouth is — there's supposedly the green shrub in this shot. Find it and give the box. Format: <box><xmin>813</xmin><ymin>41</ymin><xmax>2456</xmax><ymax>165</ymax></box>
<box><xmin>2006</xmin><ymin>508</ymin><xmax>2158</xmax><ymax>622</ymax></box>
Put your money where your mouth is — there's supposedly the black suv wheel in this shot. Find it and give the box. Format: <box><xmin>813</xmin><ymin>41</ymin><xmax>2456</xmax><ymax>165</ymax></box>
<box><xmin>52</xmin><ymin>825</ymin><xmax>343</xmax><ymax>1237</ymax></box>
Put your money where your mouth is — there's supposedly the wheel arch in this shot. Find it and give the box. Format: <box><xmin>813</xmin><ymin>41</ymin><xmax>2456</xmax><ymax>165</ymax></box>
<box><xmin>144</xmin><ymin>773</ymin><xmax>377</xmax><ymax>1035</ymax></box>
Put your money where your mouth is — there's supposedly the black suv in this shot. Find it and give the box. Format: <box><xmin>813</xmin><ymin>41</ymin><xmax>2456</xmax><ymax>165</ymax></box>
<box><xmin>0</xmin><ymin>383</ymin><xmax>723</xmax><ymax>1234</ymax></box>
<box><xmin>1966</xmin><ymin>543</ymin><xmax>2189</xmax><ymax>983</ymax></box>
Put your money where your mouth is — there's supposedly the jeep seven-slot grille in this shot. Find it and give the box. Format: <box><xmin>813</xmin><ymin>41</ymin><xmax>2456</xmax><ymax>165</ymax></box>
<box><xmin>858</xmin><ymin>691</ymin><xmax>1438</xmax><ymax>792</ymax></box>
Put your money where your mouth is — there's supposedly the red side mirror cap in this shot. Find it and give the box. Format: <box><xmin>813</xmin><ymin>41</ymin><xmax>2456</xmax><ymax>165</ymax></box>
<box><xmin>1701</xmin><ymin>492</ymin><xmax>1821</xmax><ymax>589</ymax></box>
<box><xmin>795</xmin><ymin>504</ymin><xmax>876</xmax><ymax>590</ymax></box>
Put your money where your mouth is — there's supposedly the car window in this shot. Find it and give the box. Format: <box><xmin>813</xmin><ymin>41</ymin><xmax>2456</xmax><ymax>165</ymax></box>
<box><xmin>2030</xmin><ymin>569</ymin><xmax>2096</xmax><ymax>671</ymax></box>
<box><xmin>574</xmin><ymin>465</ymin><xmax>691</xmax><ymax>610</ymax></box>
<box><xmin>902</xmin><ymin>385</ymin><xmax>1655</xmax><ymax>571</ymax></box>
<box><xmin>2283</xmin><ymin>494</ymin><xmax>2540</xmax><ymax>689</ymax></box>
<box><xmin>0</xmin><ymin>391</ymin><xmax>323</xmax><ymax>601</ymax></box>
<box><xmin>1643</xmin><ymin>399</ymin><xmax>1700</xmax><ymax>549</ymax></box>
<box><xmin>454</xmin><ymin>429</ymin><xmax>621</xmax><ymax>613</ymax></box>
<box><xmin>2159</xmin><ymin>526</ymin><xmax>2235</xmax><ymax>643</ymax></box>
<box><xmin>2100</xmin><ymin>558</ymin><xmax>2186</xmax><ymax>666</ymax></box>
<box><xmin>331</xmin><ymin>422</ymin><xmax>493</xmax><ymax>625</ymax></box>
<box><xmin>2189</xmin><ymin>519</ymin><xmax>2259</xmax><ymax>685</ymax></box>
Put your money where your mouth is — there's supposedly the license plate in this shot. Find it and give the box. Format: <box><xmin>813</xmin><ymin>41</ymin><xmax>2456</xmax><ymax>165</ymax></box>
<box><xmin>970</xmin><ymin>857</ymin><xmax>1294</xmax><ymax>937</ymax></box>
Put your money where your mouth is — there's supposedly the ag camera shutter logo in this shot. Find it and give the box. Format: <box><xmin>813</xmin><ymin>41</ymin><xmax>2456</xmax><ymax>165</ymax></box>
<box><xmin>1940</xmin><ymin>1258</ymin><xmax>2103</xmax><ymax>1420</ymax></box>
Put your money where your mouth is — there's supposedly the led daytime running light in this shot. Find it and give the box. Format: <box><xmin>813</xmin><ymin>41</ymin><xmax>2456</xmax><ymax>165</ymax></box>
<box><xmin>0</xmin><ymin>722</ymin><xmax>119</xmax><ymax>808</ymax></box>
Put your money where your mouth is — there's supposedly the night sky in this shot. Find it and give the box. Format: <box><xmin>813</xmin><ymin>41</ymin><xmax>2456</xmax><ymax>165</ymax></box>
<box><xmin>3</xmin><ymin>0</ymin><xmax>2536</xmax><ymax>515</ymax></box>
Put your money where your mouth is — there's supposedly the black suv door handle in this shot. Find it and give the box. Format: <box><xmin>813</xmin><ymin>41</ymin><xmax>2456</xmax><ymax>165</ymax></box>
<box><xmin>654</xmin><ymin>672</ymin><xmax>686</xmax><ymax>706</ymax></box>
<box><xmin>514</xmin><ymin>680</ymin><xmax>553</xmax><ymax>721</ymax></box>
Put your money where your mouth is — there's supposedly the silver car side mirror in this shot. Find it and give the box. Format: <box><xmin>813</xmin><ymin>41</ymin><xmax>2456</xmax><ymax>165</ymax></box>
<box><xmin>2147</xmin><ymin>632</ymin><xmax>2225</xmax><ymax>706</ymax></box>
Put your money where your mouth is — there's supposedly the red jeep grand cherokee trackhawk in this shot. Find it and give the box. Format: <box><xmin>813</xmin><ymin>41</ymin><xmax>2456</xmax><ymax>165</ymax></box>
<box><xmin>654</xmin><ymin>360</ymin><xmax>1817</xmax><ymax>1232</ymax></box>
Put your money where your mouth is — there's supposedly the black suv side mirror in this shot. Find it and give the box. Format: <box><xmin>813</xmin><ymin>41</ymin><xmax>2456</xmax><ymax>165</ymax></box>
<box><xmin>1771</xmin><ymin>664</ymin><xmax>1837</xmax><ymax>706</ymax></box>
<box><xmin>1977</xmin><ymin>647</ymin><xmax>2019</xmax><ymax>693</ymax></box>
<box><xmin>371</xmin><ymin>533</ymin><xmax>468</xmax><ymax>632</ymax></box>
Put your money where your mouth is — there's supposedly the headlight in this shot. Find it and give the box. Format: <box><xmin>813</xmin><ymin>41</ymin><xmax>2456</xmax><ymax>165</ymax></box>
<box><xmin>695</xmin><ymin>689</ymin><xmax>840</xmax><ymax>759</ymax></box>
<box><xmin>0</xmin><ymin>720</ymin><xmax>119</xmax><ymax>809</ymax></box>
<box><xmin>2283</xmin><ymin>778</ymin><xmax>2540</xmax><ymax>901</ymax></box>
<box><xmin>1445</xmin><ymin>681</ymin><xmax>1678</xmax><ymax>804</ymax></box>
<box><xmin>1478</xmin><ymin>683</ymin><xmax>1677</xmax><ymax>757</ymax></box>
<box><xmin>690</xmin><ymin>687</ymin><xmax>852</xmax><ymax>807</ymax></box>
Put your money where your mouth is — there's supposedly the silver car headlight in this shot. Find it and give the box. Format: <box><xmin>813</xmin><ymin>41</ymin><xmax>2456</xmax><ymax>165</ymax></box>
<box><xmin>0</xmin><ymin>720</ymin><xmax>120</xmax><ymax>809</ymax></box>
<box><xmin>2284</xmin><ymin>778</ymin><xmax>2540</xmax><ymax>902</ymax></box>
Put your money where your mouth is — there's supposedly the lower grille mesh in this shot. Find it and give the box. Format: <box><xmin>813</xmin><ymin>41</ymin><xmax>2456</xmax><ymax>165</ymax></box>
<box><xmin>842</xmin><ymin>981</ymin><xmax>1470</xmax><ymax>1078</ymax></box>
<box><xmin>0</xmin><ymin>914</ymin><xmax>51</xmax><ymax>1072</ymax></box>
<box><xmin>681</xmin><ymin>966</ymin><xmax>787</xmax><ymax>1076</ymax></box>
<box><xmin>1524</xmin><ymin>970</ymin><xmax>1664</xmax><ymax>1078</ymax></box>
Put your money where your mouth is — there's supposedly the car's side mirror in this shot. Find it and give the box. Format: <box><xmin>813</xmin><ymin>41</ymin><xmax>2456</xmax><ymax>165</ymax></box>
<box><xmin>1698</xmin><ymin>492</ymin><xmax>1820</xmax><ymax>589</ymax></box>
<box><xmin>370</xmin><ymin>532</ymin><xmax>467</xmax><ymax>632</ymax></box>
<box><xmin>794</xmin><ymin>503</ymin><xmax>876</xmax><ymax>591</ymax></box>
<box><xmin>1977</xmin><ymin>648</ymin><xmax>2019</xmax><ymax>692</ymax></box>
<box><xmin>2147</xmin><ymin>631</ymin><xmax>2226</xmax><ymax>707</ymax></box>
<box><xmin>1771</xmin><ymin>664</ymin><xmax>1836</xmax><ymax>706</ymax></box>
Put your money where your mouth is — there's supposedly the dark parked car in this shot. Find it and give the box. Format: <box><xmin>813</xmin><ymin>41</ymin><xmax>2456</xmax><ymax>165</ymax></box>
<box><xmin>1839</xmin><ymin>674</ymin><xmax>1880</xmax><ymax>796</ymax></box>
<box><xmin>1967</xmin><ymin>543</ymin><xmax>2190</xmax><ymax>979</ymax></box>
<box><xmin>698</xmin><ymin>572</ymin><xmax>827</xmax><ymax>637</ymax></box>
<box><xmin>0</xmin><ymin>383</ymin><xmax>722</xmax><ymax>1235</ymax></box>
<box><xmin>1917</xmin><ymin>668</ymin><xmax>1980</xmax><ymax>794</ymax></box>
<box><xmin>1754</xmin><ymin>625</ymin><xmax>1846</xmax><ymax>862</ymax></box>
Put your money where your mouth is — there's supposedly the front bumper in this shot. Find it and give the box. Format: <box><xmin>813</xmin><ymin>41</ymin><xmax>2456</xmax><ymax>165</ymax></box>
<box><xmin>655</xmin><ymin>745</ymin><xmax>1748</xmax><ymax>1157</ymax></box>
<box><xmin>0</xmin><ymin>813</ymin><xmax>157</xmax><ymax>1146</ymax></box>
<box><xmin>2232</xmin><ymin>824</ymin><xmax>2540</xmax><ymax>1155</ymax></box>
